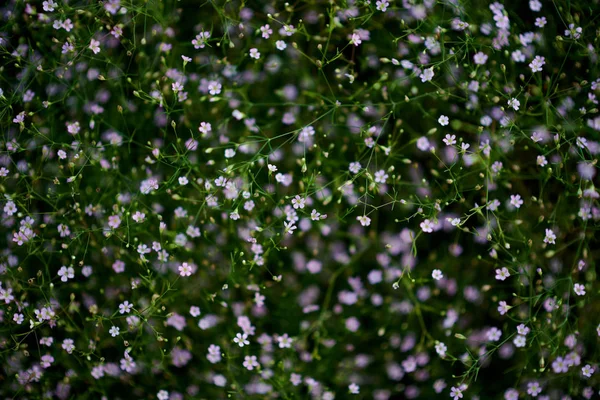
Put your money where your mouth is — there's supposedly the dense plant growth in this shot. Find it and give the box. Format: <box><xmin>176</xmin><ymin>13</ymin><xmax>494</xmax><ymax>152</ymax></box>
<box><xmin>1</xmin><ymin>0</ymin><xmax>599</xmax><ymax>398</ymax></box>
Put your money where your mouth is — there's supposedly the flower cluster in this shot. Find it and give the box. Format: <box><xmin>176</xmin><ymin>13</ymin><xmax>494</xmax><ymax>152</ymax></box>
<box><xmin>0</xmin><ymin>0</ymin><xmax>598</xmax><ymax>399</ymax></box>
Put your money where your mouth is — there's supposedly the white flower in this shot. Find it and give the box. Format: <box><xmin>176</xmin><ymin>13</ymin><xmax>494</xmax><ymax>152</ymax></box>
<box><xmin>543</xmin><ymin>228</ymin><xmax>556</xmax><ymax>244</ymax></box>
<box><xmin>89</xmin><ymin>39</ymin><xmax>101</xmax><ymax>54</ymax></box>
<box><xmin>419</xmin><ymin>67</ymin><xmax>434</xmax><ymax>83</ymax></box>
<box><xmin>357</xmin><ymin>215</ymin><xmax>371</xmax><ymax>227</ymax></box>
<box><xmin>529</xmin><ymin>55</ymin><xmax>545</xmax><ymax>73</ymax></box>
<box><xmin>508</xmin><ymin>97</ymin><xmax>520</xmax><ymax>110</ymax></box>
<box><xmin>233</xmin><ymin>332</ymin><xmax>250</xmax><ymax>347</ymax></box>
<box><xmin>420</xmin><ymin>219</ymin><xmax>434</xmax><ymax>233</ymax></box>
<box><xmin>438</xmin><ymin>115</ymin><xmax>449</xmax><ymax>126</ymax></box>
<box><xmin>249</xmin><ymin>48</ymin><xmax>261</xmax><ymax>59</ymax></box>
<box><xmin>57</xmin><ymin>266</ymin><xmax>75</xmax><ymax>282</ymax></box>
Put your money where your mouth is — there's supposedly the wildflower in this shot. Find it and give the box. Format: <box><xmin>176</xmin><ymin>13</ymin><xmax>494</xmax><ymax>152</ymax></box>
<box><xmin>529</xmin><ymin>56</ymin><xmax>545</xmax><ymax>73</ymax></box>
<box><xmin>192</xmin><ymin>31</ymin><xmax>210</xmax><ymax>49</ymax></box>
<box><xmin>260</xmin><ymin>24</ymin><xmax>272</xmax><ymax>39</ymax></box>
<box><xmin>574</xmin><ymin>283</ymin><xmax>586</xmax><ymax>296</ymax></box>
<box><xmin>509</xmin><ymin>194</ymin><xmax>523</xmax><ymax>209</ymax></box>
<box><xmin>119</xmin><ymin>301</ymin><xmax>133</xmax><ymax>314</ymax></box>
<box><xmin>527</xmin><ymin>381</ymin><xmax>542</xmax><ymax>397</ymax></box>
<box><xmin>535</xmin><ymin>17</ymin><xmax>547</xmax><ymax>27</ymax></box>
<box><xmin>249</xmin><ymin>48</ymin><xmax>260</xmax><ymax>59</ymax></box>
<box><xmin>157</xmin><ymin>391</ymin><xmax>169</xmax><ymax>400</ymax></box>
<box><xmin>89</xmin><ymin>39</ymin><xmax>101</xmax><ymax>54</ymax></box>
<box><xmin>564</xmin><ymin>23</ymin><xmax>582</xmax><ymax>39</ymax></box>
<box><xmin>350</xmin><ymin>33</ymin><xmax>362</xmax><ymax>46</ymax></box>
<box><xmin>582</xmin><ymin>364</ymin><xmax>594</xmax><ymax>378</ymax></box>
<box><xmin>178</xmin><ymin>262</ymin><xmax>193</xmax><ymax>277</ymax></box>
<box><xmin>243</xmin><ymin>355</ymin><xmax>259</xmax><ymax>370</ymax></box>
<box><xmin>551</xmin><ymin>357</ymin><xmax>569</xmax><ymax>373</ymax></box>
<box><xmin>529</xmin><ymin>0</ymin><xmax>542</xmax><ymax>11</ymax></box>
<box><xmin>443</xmin><ymin>134</ymin><xmax>456</xmax><ymax>146</ymax></box>
<box><xmin>508</xmin><ymin>98</ymin><xmax>520</xmax><ymax>110</ymax></box>
<box><xmin>432</xmin><ymin>269</ymin><xmax>443</xmax><ymax>280</ymax></box>
<box><xmin>473</xmin><ymin>52</ymin><xmax>488</xmax><ymax>65</ymax></box>
<box><xmin>349</xmin><ymin>383</ymin><xmax>360</xmax><ymax>394</ymax></box>
<box><xmin>108</xmin><ymin>215</ymin><xmax>121</xmax><ymax>229</ymax></box>
<box><xmin>277</xmin><ymin>333</ymin><xmax>293</xmax><ymax>348</ymax></box>
<box><xmin>57</xmin><ymin>266</ymin><xmax>75</xmax><ymax>282</ymax></box>
<box><xmin>376</xmin><ymin>0</ymin><xmax>389</xmax><ymax>11</ymax></box>
<box><xmin>487</xmin><ymin>327</ymin><xmax>502</xmax><ymax>341</ymax></box>
<box><xmin>498</xmin><ymin>300</ymin><xmax>510</xmax><ymax>315</ymax></box>
<box><xmin>513</xmin><ymin>335</ymin><xmax>526</xmax><ymax>348</ymax></box>
<box><xmin>438</xmin><ymin>115</ymin><xmax>449</xmax><ymax>126</ymax></box>
<box><xmin>435</xmin><ymin>342</ymin><xmax>447</xmax><ymax>357</ymax></box>
<box><xmin>543</xmin><ymin>229</ymin><xmax>556</xmax><ymax>244</ymax></box>
<box><xmin>357</xmin><ymin>215</ymin><xmax>371</xmax><ymax>227</ymax></box>
<box><xmin>450</xmin><ymin>386</ymin><xmax>463</xmax><ymax>399</ymax></box>
<box><xmin>495</xmin><ymin>267</ymin><xmax>510</xmax><ymax>281</ymax></box>
<box><xmin>419</xmin><ymin>67</ymin><xmax>435</xmax><ymax>83</ymax></box>
<box><xmin>276</xmin><ymin>40</ymin><xmax>287</xmax><ymax>50</ymax></box>
<box><xmin>207</xmin><ymin>81</ymin><xmax>221</xmax><ymax>95</ymax></box>
<box><xmin>420</xmin><ymin>219</ymin><xmax>434</xmax><ymax>233</ymax></box>
<box><xmin>234</xmin><ymin>332</ymin><xmax>249</xmax><ymax>347</ymax></box>
<box><xmin>109</xmin><ymin>326</ymin><xmax>120</xmax><ymax>337</ymax></box>
<box><xmin>43</xmin><ymin>0</ymin><xmax>57</xmax><ymax>11</ymax></box>
<box><xmin>374</xmin><ymin>170</ymin><xmax>388</xmax><ymax>183</ymax></box>
<box><xmin>291</xmin><ymin>195</ymin><xmax>305</xmax><ymax>209</ymax></box>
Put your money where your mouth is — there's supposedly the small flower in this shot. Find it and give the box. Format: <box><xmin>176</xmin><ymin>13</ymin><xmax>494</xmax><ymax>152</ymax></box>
<box><xmin>249</xmin><ymin>48</ymin><xmax>261</xmax><ymax>60</ymax></box>
<box><xmin>443</xmin><ymin>134</ymin><xmax>456</xmax><ymax>146</ymax></box>
<box><xmin>508</xmin><ymin>98</ymin><xmax>520</xmax><ymax>110</ymax></box>
<box><xmin>419</xmin><ymin>67</ymin><xmax>434</xmax><ymax>83</ymax></box>
<box><xmin>109</xmin><ymin>326</ymin><xmax>120</xmax><ymax>337</ymax></box>
<box><xmin>243</xmin><ymin>355</ymin><xmax>259</xmax><ymax>370</ymax></box>
<box><xmin>420</xmin><ymin>219</ymin><xmax>434</xmax><ymax>233</ymax></box>
<box><xmin>535</xmin><ymin>17</ymin><xmax>547</xmax><ymax>27</ymax></box>
<box><xmin>498</xmin><ymin>300</ymin><xmax>510</xmax><ymax>315</ymax></box>
<box><xmin>108</xmin><ymin>215</ymin><xmax>121</xmax><ymax>229</ymax></box>
<box><xmin>348</xmin><ymin>383</ymin><xmax>360</xmax><ymax>394</ymax></box>
<box><xmin>582</xmin><ymin>364</ymin><xmax>594</xmax><ymax>378</ymax></box>
<box><xmin>376</xmin><ymin>0</ymin><xmax>389</xmax><ymax>11</ymax></box>
<box><xmin>473</xmin><ymin>52</ymin><xmax>488</xmax><ymax>65</ymax></box>
<box><xmin>495</xmin><ymin>267</ymin><xmax>510</xmax><ymax>281</ymax></box>
<box><xmin>89</xmin><ymin>39</ymin><xmax>101</xmax><ymax>54</ymax></box>
<box><xmin>43</xmin><ymin>0</ymin><xmax>57</xmax><ymax>12</ymax></box>
<box><xmin>543</xmin><ymin>228</ymin><xmax>556</xmax><ymax>244</ymax></box>
<box><xmin>276</xmin><ymin>40</ymin><xmax>287</xmax><ymax>50</ymax></box>
<box><xmin>192</xmin><ymin>31</ymin><xmax>210</xmax><ymax>49</ymax></box>
<box><xmin>517</xmin><ymin>324</ymin><xmax>530</xmax><ymax>335</ymax></box>
<box><xmin>291</xmin><ymin>195</ymin><xmax>305</xmax><ymax>209</ymax></box>
<box><xmin>350</xmin><ymin>33</ymin><xmax>362</xmax><ymax>46</ymax></box>
<box><xmin>207</xmin><ymin>81</ymin><xmax>221</xmax><ymax>95</ymax></box>
<box><xmin>574</xmin><ymin>283</ymin><xmax>586</xmax><ymax>296</ymax></box>
<box><xmin>357</xmin><ymin>215</ymin><xmax>371</xmax><ymax>227</ymax></box>
<box><xmin>57</xmin><ymin>266</ymin><xmax>75</xmax><ymax>282</ymax></box>
<box><xmin>509</xmin><ymin>194</ymin><xmax>523</xmax><ymax>209</ymax></box>
<box><xmin>529</xmin><ymin>55</ymin><xmax>545</xmax><ymax>73</ymax></box>
<box><xmin>432</xmin><ymin>269</ymin><xmax>443</xmax><ymax>280</ymax></box>
<box><xmin>119</xmin><ymin>301</ymin><xmax>133</xmax><ymax>314</ymax></box>
<box><xmin>438</xmin><ymin>115</ymin><xmax>449</xmax><ymax>126</ymax></box>
<box><xmin>277</xmin><ymin>333</ymin><xmax>293</xmax><ymax>348</ymax></box>
<box><xmin>513</xmin><ymin>335</ymin><xmax>527</xmax><ymax>348</ymax></box>
<box><xmin>450</xmin><ymin>386</ymin><xmax>463</xmax><ymax>399</ymax></box>
<box><xmin>260</xmin><ymin>24</ymin><xmax>273</xmax><ymax>39</ymax></box>
<box><xmin>435</xmin><ymin>342</ymin><xmax>447</xmax><ymax>357</ymax></box>
<box><xmin>527</xmin><ymin>381</ymin><xmax>542</xmax><ymax>397</ymax></box>
<box><xmin>178</xmin><ymin>262</ymin><xmax>193</xmax><ymax>277</ymax></box>
<box><xmin>487</xmin><ymin>327</ymin><xmax>502</xmax><ymax>341</ymax></box>
<box><xmin>233</xmin><ymin>332</ymin><xmax>249</xmax><ymax>347</ymax></box>
<box><xmin>157</xmin><ymin>390</ymin><xmax>169</xmax><ymax>400</ymax></box>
